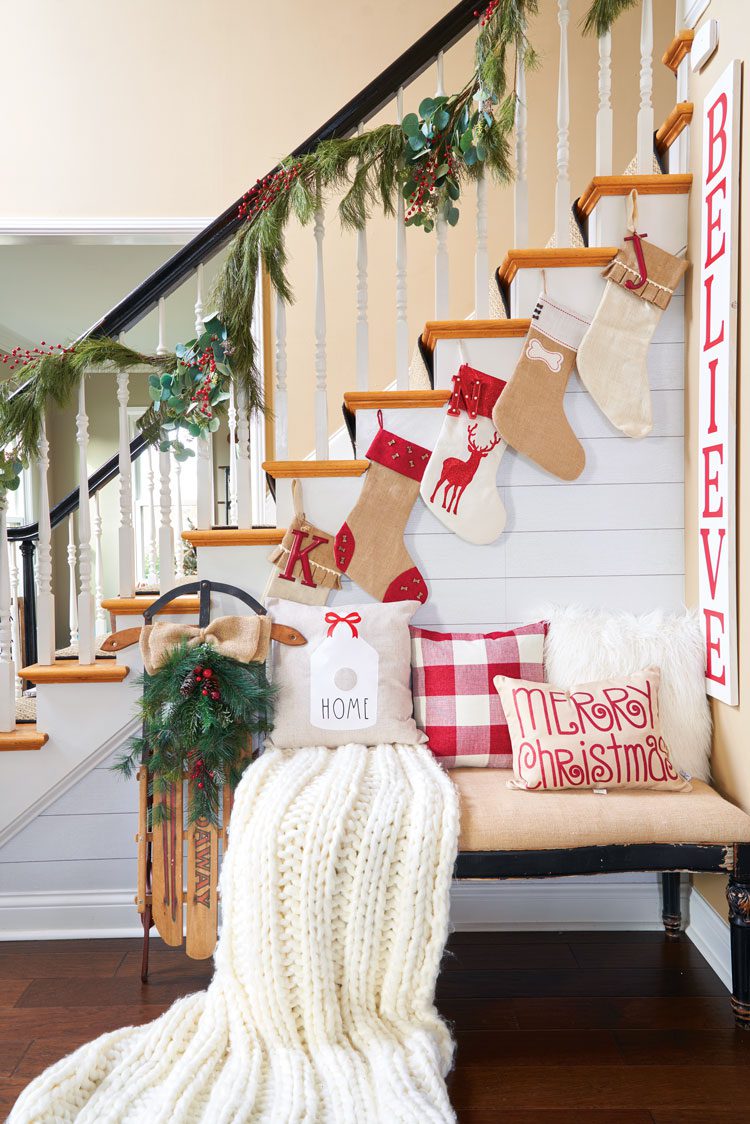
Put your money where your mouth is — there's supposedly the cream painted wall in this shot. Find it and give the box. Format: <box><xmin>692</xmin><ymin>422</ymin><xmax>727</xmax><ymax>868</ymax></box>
<box><xmin>683</xmin><ymin>1</ymin><xmax>750</xmax><ymax>921</ymax></box>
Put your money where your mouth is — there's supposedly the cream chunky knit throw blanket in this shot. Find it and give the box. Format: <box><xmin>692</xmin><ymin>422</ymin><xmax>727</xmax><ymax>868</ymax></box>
<box><xmin>10</xmin><ymin>743</ymin><xmax>459</xmax><ymax>1123</ymax></box>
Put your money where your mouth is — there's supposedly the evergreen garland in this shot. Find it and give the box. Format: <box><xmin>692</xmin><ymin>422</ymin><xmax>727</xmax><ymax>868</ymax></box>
<box><xmin>114</xmin><ymin>639</ymin><xmax>276</xmax><ymax>826</ymax></box>
<box><xmin>0</xmin><ymin>1</ymin><xmax>632</xmax><ymax>465</ymax></box>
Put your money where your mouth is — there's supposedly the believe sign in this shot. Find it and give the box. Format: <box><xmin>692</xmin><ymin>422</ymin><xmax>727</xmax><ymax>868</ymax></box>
<box><xmin>698</xmin><ymin>60</ymin><xmax>741</xmax><ymax>704</ymax></box>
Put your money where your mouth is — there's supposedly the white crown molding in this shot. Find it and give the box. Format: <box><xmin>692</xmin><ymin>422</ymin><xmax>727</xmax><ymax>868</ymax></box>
<box><xmin>0</xmin><ymin>217</ymin><xmax>214</xmax><ymax>246</ymax></box>
<box><xmin>686</xmin><ymin>886</ymin><xmax>732</xmax><ymax>990</ymax></box>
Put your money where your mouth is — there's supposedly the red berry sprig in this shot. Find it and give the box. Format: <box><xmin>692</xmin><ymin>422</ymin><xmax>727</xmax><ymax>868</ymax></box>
<box><xmin>238</xmin><ymin>163</ymin><xmax>303</xmax><ymax>222</ymax></box>
<box><xmin>194</xmin><ymin>664</ymin><xmax>221</xmax><ymax>702</ymax></box>
<box><xmin>474</xmin><ymin>0</ymin><xmax>499</xmax><ymax>26</ymax></box>
<box><xmin>189</xmin><ymin>754</ymin><xmax>215</xmax><ymax>791</ymax></box>
<box><xmin>2</xmin><ymin>341</ymin><xmax>68</xmax><ymax>373</ymax></box>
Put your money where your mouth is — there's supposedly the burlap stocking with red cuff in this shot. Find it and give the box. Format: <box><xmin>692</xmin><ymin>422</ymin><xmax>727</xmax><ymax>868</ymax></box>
<box><xmin>264</xmin><ymin>479</ymin><xmax>342</xmax><ymax>605</ymax></box>
<box><xmin>335</xmin><ymin>411</ymin><xmax>430</xmax><ymax>604</ymax></box>
<box><xmin>420</xmin><ymin>364</ymin><xmax>507</xmax><ymax>544</ymax></box>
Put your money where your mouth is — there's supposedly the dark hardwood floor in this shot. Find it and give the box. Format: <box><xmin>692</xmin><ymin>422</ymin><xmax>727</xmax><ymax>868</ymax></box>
<box><xmin>1</xmin><ymin>930</ymin><xmax>748</xmax><ymax>1121</ymax></box>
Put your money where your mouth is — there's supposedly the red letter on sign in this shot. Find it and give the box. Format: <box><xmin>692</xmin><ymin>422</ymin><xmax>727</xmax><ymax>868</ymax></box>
<box><xmin>279</xmin><ymin>529</ymin><xmax>329</xmax><ymax>588</ymax></box>
<box><xmin>706</xmin><ymin>357</ymin><xmax>720</xmax><ymax>434</ymax></box>
<box><xmin>702</xmin><ymin>444</ymin><xmax>724</xmax><ymax>517</ymax></box>
<box><xmin>706</xmin><ymin>92</ymin><xmax>728</xmax><ymax>183</ymax></box>
<box><xmin>703</xmin><ymin>274</ymin><xmax>726</xmax><ymax>352</ymax></box>
<box><xmin>700</xmin><ymin>527</ymin><xmax>726</xmax><ymax>599</ymax></box>
<box><xmin>704</xmin><ymin>178</ymin><xmax>727</xmax><ymax>268</ymax></box>
<box><xmin>704</xmin><ymin>608</ymin><xmax>727</xmax><ymax>686</ymax></box>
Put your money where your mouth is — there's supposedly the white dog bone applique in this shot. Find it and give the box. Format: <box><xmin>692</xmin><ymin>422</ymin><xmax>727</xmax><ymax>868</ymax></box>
<box><xmin>525</xmin><ymin>337</ymin><xmax>564</xmax><ymax>372</ymax></box>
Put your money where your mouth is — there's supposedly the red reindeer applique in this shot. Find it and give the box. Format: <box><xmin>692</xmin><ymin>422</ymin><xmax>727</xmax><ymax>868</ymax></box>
<box><xmin>430</xmin><ymin>423</ymin><xmax>501</xmax><ymax>515</ymax></box>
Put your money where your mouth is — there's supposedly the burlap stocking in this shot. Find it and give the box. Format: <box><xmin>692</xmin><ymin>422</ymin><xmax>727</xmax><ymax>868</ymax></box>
<box><xmin>492</xmin><ymin>293</ymin><xmax>590</xmax><ymax>481</ymax></box>
<box><xmin>577</xmin><ymin>189</ymin><xmax>689</xmax><ymax>438</ymax></box>
<box><xmin>264</xmin><ymin>479</ymin><xmax>342</xmax><ymax>605</ymax></box>
<box><xmin>335</xmin><ymin>411</ymin><xmax>430</xmax><ymax>604</ymax></box>
<box><xmin>421</xmin><ymin>364</ymin><xmax>507</xmax><ymax>544</ymax></box>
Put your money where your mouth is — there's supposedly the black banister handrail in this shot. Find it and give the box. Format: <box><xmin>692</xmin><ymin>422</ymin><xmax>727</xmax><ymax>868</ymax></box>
<box><xmin>8</xmin><ymin>0</ymin><xmax>482</xmax><ymax>667</ymax></box>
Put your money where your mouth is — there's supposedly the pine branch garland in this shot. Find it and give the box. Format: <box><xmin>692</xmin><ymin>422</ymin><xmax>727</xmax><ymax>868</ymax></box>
<box><xmin>581</xmin><ymin>0</ymin><xmax>640</xmax><ymax>38</ymax></box>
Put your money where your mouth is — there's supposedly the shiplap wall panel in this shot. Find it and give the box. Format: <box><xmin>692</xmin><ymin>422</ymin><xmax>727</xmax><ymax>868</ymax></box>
<box><xmin>0</xmin><ymin>858</ymin><xmax>137</xmax><ymax>894</ymax></box>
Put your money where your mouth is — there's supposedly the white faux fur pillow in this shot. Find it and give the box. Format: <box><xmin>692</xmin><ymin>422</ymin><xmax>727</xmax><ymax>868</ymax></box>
<box><xmin>544</xmin><ymin>606</ymin><xmax>712</xmax><ymax>782</ymax></box>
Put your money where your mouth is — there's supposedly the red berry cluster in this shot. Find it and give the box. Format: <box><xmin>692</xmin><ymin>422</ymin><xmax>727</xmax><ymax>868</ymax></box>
<box><xmin>405</xmin><ymin>148</ymin><xmax>458</xmax><ymax>222</ymax></box>
<box><xmin>238</xmin><ymin>163</ymin><xmax>302</xmax><ymax>222</ymax></box>
<box><xmin>474</xmin><ymin>0</ymin><xmax>499</xmax><ymax>25</ymax></box>
<box><xmin>189</xmin><ymin>754</ymin><xmax>215</xmax><ymax>791</ymax></box>
<box><xmin>2</xmin><ymin>341</ymin><xmax>68</xmax><ymax>373</ymax></box>
<box><xmin>190</xmin><ymin>342</ymin><xmax>219</xmax><ymax>418</ymax></box>
<box><xmin>194</xmin><ymin>664</ymin><xmax>221</xmax><ymax>702</ymax></box>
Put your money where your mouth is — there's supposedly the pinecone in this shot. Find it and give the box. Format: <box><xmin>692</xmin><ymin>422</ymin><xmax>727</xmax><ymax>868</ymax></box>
<box><xmin>180</xmin><ymin>669</ymin><xmax>198</xmax><ymax>697</ymax></box>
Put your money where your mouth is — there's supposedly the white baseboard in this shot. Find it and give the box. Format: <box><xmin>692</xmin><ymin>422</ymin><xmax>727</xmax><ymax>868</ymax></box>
<box><xmin>0</xmin><ymin>889</ymin><xmax>143</xmax><ymax>940</ymax></box>
<box><xmin>686</xmin><ymin>887</ymin><xmax>732</xmax><ymax>990</ymax></box>
<box><xmin>449</xmin><ymin>878</ymin><xmax>675</xmax><ymax>931</ymax></box>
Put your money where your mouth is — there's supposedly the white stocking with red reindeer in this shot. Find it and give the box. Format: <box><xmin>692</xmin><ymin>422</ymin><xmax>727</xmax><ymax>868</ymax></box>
<box><xmin>420</xmin><ymin>365</ymin><xmax>507</xmax><ymax>544</ymax></box>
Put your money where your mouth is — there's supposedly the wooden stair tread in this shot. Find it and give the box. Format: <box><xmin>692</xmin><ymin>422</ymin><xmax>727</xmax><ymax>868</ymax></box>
<box><xmin>20</xmin><ymin>661</ymin><xmax>130</xmax><ymax>685</ymax></box>
<box><xmin>497</xmin><ymin>247</ymin><xmax>617</xmax><ymax>288</ymax></box>
<box><xmin>576</xmin><ymin>174</ymin><xmax>692</xmax><ymax>218</ymax></box>
<box><xmin>344</xmin><ymin>390</ymin><xmax>449</xmax><ymax>413</ymax></box>
<box><xmin>0</xmin><ymin>725</ymin><xmax>48</xmax><ymax>751</ymax></box>
<box><xmin>663</xmin><ymin>28</ymin><xmax>694</xmax><ymax>73</ymax></box>
<box><xmin>101</xmin><ymin>596</ymin><xmax>201</xmax><ymax>616</ymax></box>
<box><xmin>655</xmin><ymin>103</ymin><xmax>694</xmax><ymax>157</ymax></box>
<box><xmin>263</xmin><ymin>460</ymin><xmax>368</xmax><ymax>479</ymax></box>
<box><xmin>181</xmin><ymin>528</ymin><xmax>285</xmax><ymax>547</ymax></box>
<box><xmin>420</xmin><ymin>318</ymin><xmax>530</xmax><ymax>353</ymax></box>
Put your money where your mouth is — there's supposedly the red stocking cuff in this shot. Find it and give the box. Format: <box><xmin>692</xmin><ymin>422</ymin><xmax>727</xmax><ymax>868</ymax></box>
<box><xmin>448</xmin><ymin>365</ymin><xmax>507</xmax><ymax>420</ymax></box>
<box><xmin>366</xmin><ymin>420</ymin><xmax>431</xmax><ymax>482</ymax></box>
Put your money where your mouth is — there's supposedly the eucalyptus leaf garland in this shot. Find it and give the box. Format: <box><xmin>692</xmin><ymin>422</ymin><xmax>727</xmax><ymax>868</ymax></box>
<box><xmin>0</xmin><ymin>0</ymin><xmax>631</xmax><ymax>478</ymax></box>
<box><xmin>114</xmin><ymin>638</ymin><xmax>276</xmax><ymax>826</ymax></box>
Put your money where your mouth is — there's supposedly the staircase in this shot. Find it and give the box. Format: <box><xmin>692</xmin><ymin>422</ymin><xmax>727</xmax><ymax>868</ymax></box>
<box><xmin>0</xmin><ymin>0</ymin><xmax>698</xmax><ymax>937</ymax></box>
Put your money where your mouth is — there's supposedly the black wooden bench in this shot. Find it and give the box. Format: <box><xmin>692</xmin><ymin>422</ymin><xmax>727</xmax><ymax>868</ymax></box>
<box><xmin>452</xmin><ymin>768</ymin><xmax>750</xmax><ymax>1027</ymax></box>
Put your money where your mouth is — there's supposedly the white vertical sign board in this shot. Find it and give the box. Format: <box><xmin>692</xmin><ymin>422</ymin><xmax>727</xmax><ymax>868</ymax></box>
<box><xmin>698</xmin><ymin>60</ymin><xmax>741</xmax><ymax>704</ymax></box>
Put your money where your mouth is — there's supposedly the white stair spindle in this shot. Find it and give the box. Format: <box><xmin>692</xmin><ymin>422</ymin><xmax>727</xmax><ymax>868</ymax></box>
<box><xmin>194</xmin><ymin>263</ymin><xmax>205</xmax><ymax>336</ymax></box>
<box><xmin>174</xmin><ymin>460</ymin><xmax>185</xmax><ymax>575</ymax></box>
<box><xmin>637</xmin><ymin>0</ymin><xmax>654</xmax><ymax>174</ymax></box>
<box><xmin>196</xmin><ymin>434</ymin><xmax>214</xmax><ymax>528</ymax></box>
<box><xmin>93</xmin><ymin>492</ymin><xmax>106</xmax><ymax>634</ymax></box>
<box><xmin>672</xmin><ymin>0</ymin><xmax>689</xmax><ymax>174</ymax></box>
<box><xmin>227</xmin><ymin>382</ymin><xmax>238</xmax><ymax>524</ymax></box>
<box><xmin>274</xmin><ymin>293</ymin><xmax>289</xmax><ymax>460</ymax></box>
<box><xmin>0</xmin><ymin>496</ymin><xmax>15</xmax><ymax>731</ymax></box>
<box><xmin>313</xmin><ymin>192</ymin><xmax>328</xmax><ymax>458</ymax></box>
<box><xmin>9</xmin><ymin>543</ymin><xmax>21</xmax><ymax>699</ymax></box>
<box><xmin>395</xmin><ymin>88</ymin><xmax>409</xmax><ymax>387</ymax></box>
<box><xmin>555</xmin><ymin>0</ymin><xmax>572</xmax><ymax>248</ymax></box>
<box><xmin>155</xmin><ymin>299</ymin><xmax>175</xmax><ymax>593</ymax></box>
<box><xmin>235</xmin><ymin>384</ymin><xmax>252</xmax><ymax>527</ymax></box>
<box><xmin>116</xmin><ymin>365</ymin><xmax>136</xmax><ymax>597</ymax></box>
<box><xmin>36</xmin><ymin>415</ymin><xmax>55</xmax><ymax>664</ymax></box>
<box><xmin>474</xmin><ymin>169</ymin><xmax>489</xmax><ymax>317</ymax></box>
<box><xmin>596</xmin><ymin>31</ymin><xmax>613</xmax><ymax>176</ymax></box>
<box><xmin>76</xmin><ymin>379</ymin><xmax>96</xmax><ymax>664</ymax></box>
<box><xmin>514</xmin><ymin>48</ymin><xmax>529</xmax><ymax>248</ymax></box>
<box><xmin>145</xmin><ymin>445</ymin><xmax>158</xmax><ymax>585</ymax></box>
<box><xmin>355</xmin><ymin>122</ymin><xmax>370</xmax><ymax>392</ymax></box>
<box><xmin>249</xmin><ymin>281</ymin><xmax>268</xmax><ymax>524</ymax></box>
<box><xmin>67</xmin><ymin>517</ymin><xmax>78</xmax><ymax>647</ymax></box>
<box><xmin>434</xmin><ymin>53</ymin><xmax>450</xmax><ymax>318</ymax></box>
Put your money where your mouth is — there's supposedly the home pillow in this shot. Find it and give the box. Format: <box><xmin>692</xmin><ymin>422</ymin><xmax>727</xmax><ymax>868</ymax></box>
<box><xmin>494</xmin><ymin>667</ymin><xmax>690</xmax><ymax>792</ymax></box>
<box><xmin>411</xmin><ymin>622</ymin><xmax>547</xmax><ymax>768</ymax></box>
<box><xmin>544</xmin><ymin>605</ymin><xmax>712</xmax><ymax>781</ymax></box>
<box><xmin>266</xmin><ymin>598</ymin><xmax>425</xmax><ymax>749</ymax></box>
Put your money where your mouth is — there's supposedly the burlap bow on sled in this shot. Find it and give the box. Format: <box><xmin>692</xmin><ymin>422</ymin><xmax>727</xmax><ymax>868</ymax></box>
<box><xmin>140</xmin><ymin>615</ymin><xmax>273</xmax><ymax>674</ymax></box>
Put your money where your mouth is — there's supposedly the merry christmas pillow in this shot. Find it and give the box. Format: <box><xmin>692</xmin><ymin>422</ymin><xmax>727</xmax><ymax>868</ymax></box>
<box><xmin>494</xmin><ymin>667</ymin><xmax>690</xmax><ymax>792</ymax></box>
<box><xmin>266</xmin><ymin>598</ymin><xmax>425</xmax><ymax>749</ymax></box>
<box><xmin>410</xmin><ymin>622</ymin><xmax>547</xmax><ymax>768</ymax></box>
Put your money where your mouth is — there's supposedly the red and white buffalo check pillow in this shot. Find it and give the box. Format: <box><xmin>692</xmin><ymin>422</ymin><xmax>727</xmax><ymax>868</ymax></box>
<box><xmin>410</xmin><ymin>622</ymin><xmax>547</xmax><ymax>768</ymax></box>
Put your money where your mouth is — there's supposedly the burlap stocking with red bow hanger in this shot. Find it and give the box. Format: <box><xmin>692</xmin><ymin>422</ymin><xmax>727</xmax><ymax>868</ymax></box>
<box><xmin>265</xmin><ymin>479</ymin><xmax>343</xmax><ymax>606</ymax></box>
<box><xmin>576</xmin><ymin>188</ymin><xmax>689</xmax><ymax>438</ymax></box>
<box><xmin>335</xmin><ymin>411</ymin><xmax>430</xmax><ymax>604</ymax></box>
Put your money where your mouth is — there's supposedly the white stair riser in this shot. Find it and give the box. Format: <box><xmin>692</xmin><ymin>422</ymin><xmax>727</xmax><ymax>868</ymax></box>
<box><xmin>194</xmin><ymin>545</ymin><xmax>277</xmax><ymax>609</ymax></box>
<box><xmin>109</xmin><ymin>611</ymin><xmax>199</xmax><ymax>633</ymax></box>
<box><xmin>433</xmin><ymin>337</ymin><xmax>525</xmax><ymax>388</ymax></box>
<box><xmin>586</xmin><ymin>191</ymin><xmax>689</xmax><ymax>254</ymax></box>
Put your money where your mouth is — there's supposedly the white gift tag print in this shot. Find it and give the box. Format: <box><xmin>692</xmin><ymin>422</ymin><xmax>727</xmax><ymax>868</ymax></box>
<box><xmin>309</xmin><ymin>611</ymin><xmax>379</xmax><ymax>729</ymax></box>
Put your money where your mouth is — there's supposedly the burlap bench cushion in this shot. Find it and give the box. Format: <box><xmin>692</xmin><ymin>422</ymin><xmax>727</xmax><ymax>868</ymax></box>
<box><xmin>454</xmin><ymin>768</ymin><xmax>750</xmax><ymax>852</ymax></box>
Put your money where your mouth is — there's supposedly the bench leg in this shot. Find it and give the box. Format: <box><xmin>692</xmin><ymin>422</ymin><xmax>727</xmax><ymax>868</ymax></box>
<box><xmin>727</xmin><ymin>877</ymin><xmax>750</xmax><ymax>1029</ymax></box>
<box><xmin>661</xmin><ymin>872</ymin><xmax>682</xmax><ymax>939</ymax></box>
